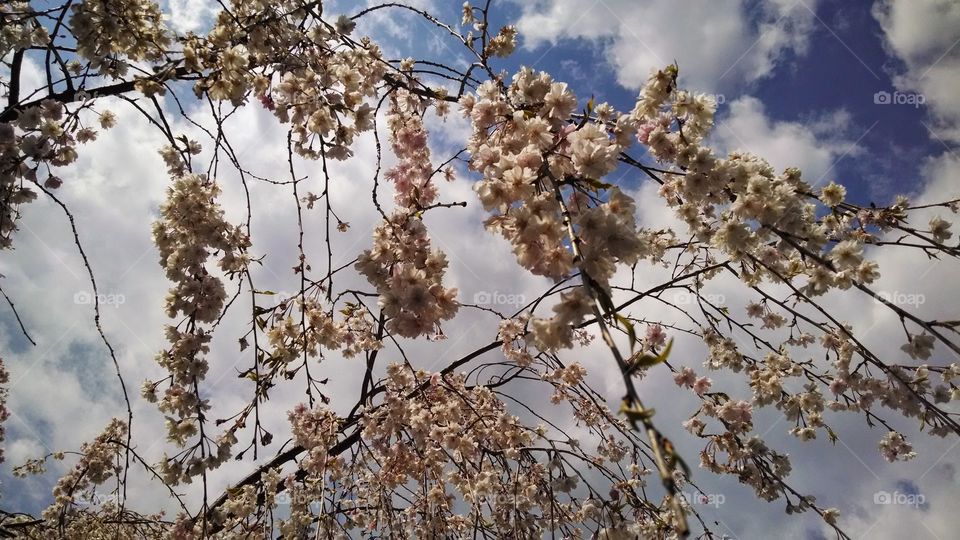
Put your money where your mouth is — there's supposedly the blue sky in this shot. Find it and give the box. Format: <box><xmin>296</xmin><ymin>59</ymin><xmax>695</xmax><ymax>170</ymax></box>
<box><xmin>457</xmin><ymin>0</ymin><xmax>948</xmax><ymax>205</ymax></box>
<box><xmin>392</xmin><ymin>0</ymin><xmax>951</xmax><ymax>206</ymax></box>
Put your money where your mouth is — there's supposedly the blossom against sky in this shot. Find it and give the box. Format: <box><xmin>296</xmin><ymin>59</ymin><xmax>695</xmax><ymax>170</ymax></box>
<box><xmin>494</xmin><ymin>0</ymin><xmax>958</xmax><ymax>205</ymax></box>
<box><xmin>1</xmin><ymin>1</ymin><xmax>959</xmax><ymax>538</ymax></box>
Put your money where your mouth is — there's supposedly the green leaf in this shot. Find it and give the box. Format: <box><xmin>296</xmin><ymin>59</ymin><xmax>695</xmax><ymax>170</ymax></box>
<box><xmin>594</xmin><ymin>285</ymin><xmax>616</xmax><ymax>314</ymax></box>
<box><xmin>583</xmin><ymin>178</ymin><xmax>614</xmax><ymax>192</ymax></box>
<box><xmin>657</xmin><ymin>337</ymin><xmax>674</xmax><ymax>362</ymax></box>
<box><xmin>614</xmin><ymin>314</ymin><xmax>637</xmax><ymax>354</ymax></box>
<box><xmin>619</xmin><ymin>400</ymin><xmax>655</xmax><ymax>424</ymax></box>
<box><xmin>625</xmin><ymin>338</ymin><xmax>674</xmax><ymax>375</ymax></box>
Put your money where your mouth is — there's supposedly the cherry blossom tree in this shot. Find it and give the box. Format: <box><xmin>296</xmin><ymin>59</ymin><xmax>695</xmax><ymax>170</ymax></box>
<box><xmin>1</xmin><ymin>1</ymin><xmax>958</xmax><ymax>538</ymax></box>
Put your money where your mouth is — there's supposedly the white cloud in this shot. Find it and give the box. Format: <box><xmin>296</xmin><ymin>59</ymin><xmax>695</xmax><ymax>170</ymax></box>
<box><xmin>509</xmin><ymin>0</ymin><xmax>819</xmax><ymax>92</ymax></box>
<box><xmin>872</xmin><ymin>0</ymin><xmax>960</xmax><ymax>62</ymax></box>
<box><xmin>873</xmin><ymin>0</ymin><xmax>960</xmax><ymax>142</ymax></box>
<box><xmin>164</xmin><ymin>0</ymin><xmax>218</xmax><ymax>33</ymax></box>
<box><xmin>711</xmin><ymin>96</ymin><xmax>861</xmax><ymax>182</ymax></box>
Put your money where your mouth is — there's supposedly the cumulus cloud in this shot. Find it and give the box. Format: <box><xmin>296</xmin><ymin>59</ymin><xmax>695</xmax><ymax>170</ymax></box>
<box><xmin>509</xmin><ymin>0</ymin><xmax>819</xmax><ymax>92</ymax></box>
<box><xmin>873</xmin><ymin>0</ymin><xmax>960</xmax><ymax>142</ymax></box>
<box><xmin>711</xmin><ymin>96</ymin><xmax>862</xmax><ymax>183</ymax></box>
<box><xmin>164</xmin><ymin>0</ymin><xmax>218</xmax><ymax>33</ymax></box>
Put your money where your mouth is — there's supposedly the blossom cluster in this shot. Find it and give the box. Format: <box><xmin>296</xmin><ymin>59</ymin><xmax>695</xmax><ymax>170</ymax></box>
<box><xmin>497</xmin><ymin>316</ymin><xmax>535</xmax><ymax>365</ymax></box>
<box><xmin>152</xmin><ymin>174</ymin><xmax>250</xmax><ymax>322</ymax></box>
<box><xmin>356</xmin><ymin>90</ymin><xmax>459</xmax><ymax>339</ymax></box>
<box><xmin>629</xmin><ymin>63</ymin><xmax>960</xmax><ymax>462</ymax></box>
<box><xmin>461</xmin><ymin>67</ymin><xmax>669</xmax><ymax>349</ymax></box>
<box><xmin>542</xmin><ymin>361</ymin><xmax>588</xmax><ymax>404</ymax></box>
<box><xmin>355</xmin><ymin>214</ymin><xmax>459</xmax><ymax>338</ymax></box>
<box><xmin>149</xmin><ymin>174</ymin><xmax>250</xmax><ymax>481</ymax></box>
<box><xmin>485</xmin><ymin>25</ymin><xmax>518</xmax><ymax>58</ymax></box>
<box><xmin>631</xmin><ymin>66</ymin><xmax>892</xmax><ymax>301</ymax></box>
<box><xmin>69</xmin><ymin>0</ymin><xmax>170</xmax><ymax>77</ymax></box>
<box><xmin>265</xmin><ymin>300</ymin><xmax>382</xmax><ymax>364</ymax></box>
<box><xmin>459</xmin><ymin>61</ymin><xmax>873</xmax><ymax>522</ymax></box>
<box><xmin>1</xmin><ymin>101</ymin><xmax>111</xmax><ymax>249</ymax></box>
<box><xmin>43</xmin><ymin>419</ymin><xmax>127</xmax><ymax>521</ymax></box>
<box><xmin>385</xmin><ymin>91</ymin><xmax>440</xmax><ymax>208</ymax></box>
<box><xmin>878</xmin><ymin>430</ymin><xmax>917</xmax><ymax>462</ymax></box>
<box><xmin>529</xmin><ymin>288</ymin><xmax>594</xmax><ymax>351</ymax></box>
<box><xmin>288</xmin><ymin>403</ymin><xmax>340</xmax><ymax>451</ymax></box>
<box><xmin>690</xmin><ymin>413</ymin><xmax>795</xmax><ymax>504</ymax></box>
<box><xmin>182</xmin><ymin>1</ymin><xmax>385</xmax><ymax>159</ymax></box>
<box><xmin>285</xmin><ymin>402</ymin><xmax>341</xmax><ymax>499</ymax></box>
<box><xmin>213</xmin><ymin>361</ymin><xmax>677</xmax><ymax>538</ymax></box>
<box><xmin>347</xmin><ymin>365</ymin><xmax>548</xmax><ymax>536</ymax></box>
<box><xmin>0</xmin><ymin>3</ymin><xmax>50</xmax><ymax>59</ymax></box>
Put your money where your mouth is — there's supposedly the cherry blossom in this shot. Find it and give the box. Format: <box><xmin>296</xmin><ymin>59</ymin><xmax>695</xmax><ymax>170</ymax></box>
<box><xmin>1</xmin><ymin>2</ymin><xmax>958</xmax><ymax>539</ymax></box>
